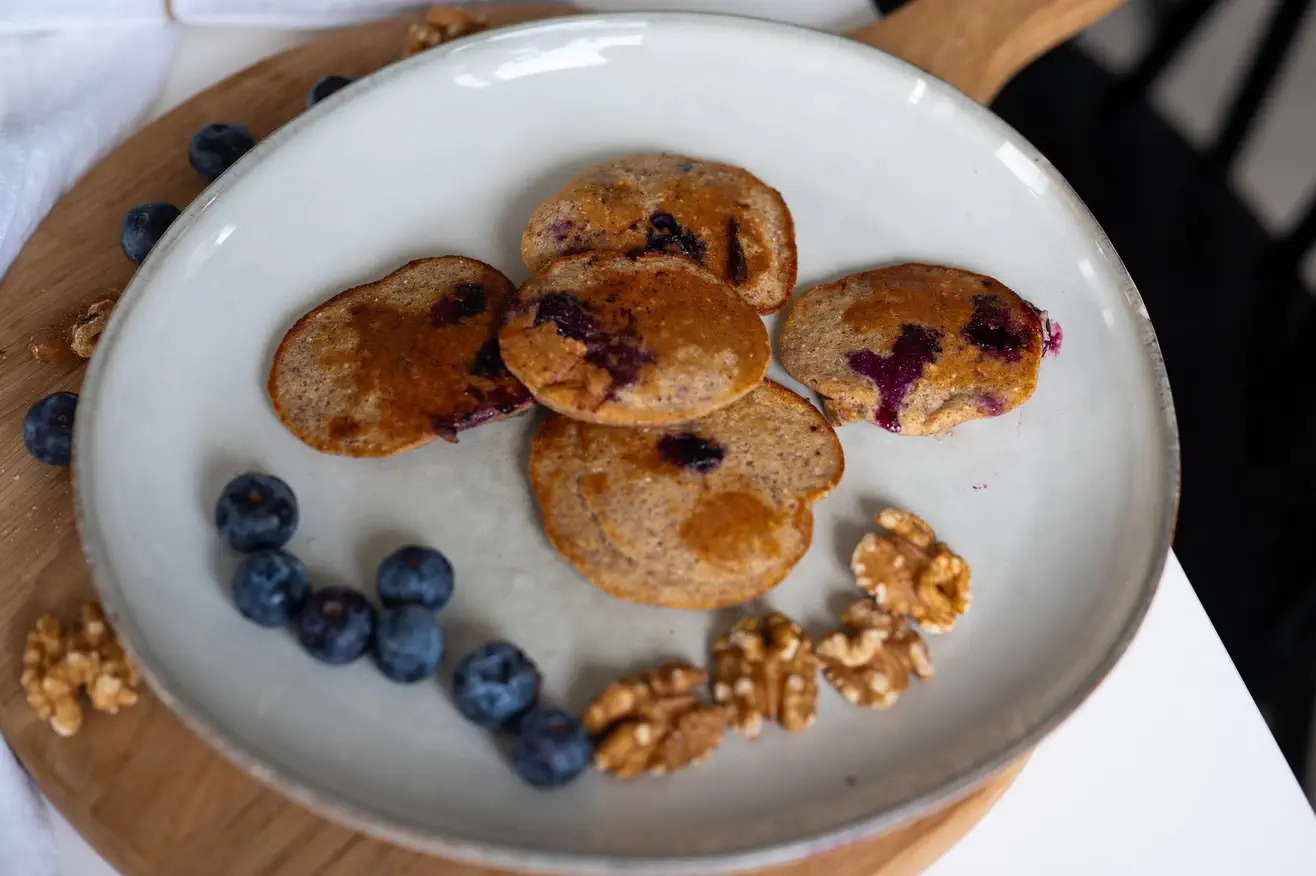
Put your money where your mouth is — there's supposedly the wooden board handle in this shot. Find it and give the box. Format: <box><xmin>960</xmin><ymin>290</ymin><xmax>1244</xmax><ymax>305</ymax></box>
<box><xmin>446</xmin><ymin>2</ymin><xmax>1122</xmax><ymax>107</ymax></box>
<box><xmin>849</xmin><ymin>0</ymin><xmax>1126</xmax><ymax>104</ymax></box>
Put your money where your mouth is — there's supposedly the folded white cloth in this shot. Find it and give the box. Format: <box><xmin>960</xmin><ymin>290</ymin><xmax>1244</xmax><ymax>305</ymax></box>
<box><xmin>0</xmin><ymin>0</ymin><xmax>166</xmax><ymax>32</ymax></box>
<box><xmin>0</xmin><ymin>26</ymin><xmax>177</xmax><ymax>276</ymax></box>
<box><xmin>0</xmin><ymin>746</ymin><xmax>60</xmax><ymax>876</ymax></box>
<box><xmin>0</xmin><ymin>3</ymin><xmax>876</xmax><ymax>874</ymax></box>
<box><xmin>0</xmin><ymin>0</ymin><xmax>425</xmax><ymax>32</ymax></box>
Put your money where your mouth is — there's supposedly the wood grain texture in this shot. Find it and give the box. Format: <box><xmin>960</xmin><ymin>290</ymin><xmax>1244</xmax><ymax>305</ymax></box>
<box><xmin>852</xmin><ymin>0</ymin><xmax>1128</xmax><ymax>103</ymax></box>
<box><xmin>0</xmin><ymin>1</ymin><xmax>1101</xmax><ymax>873</ymax></box>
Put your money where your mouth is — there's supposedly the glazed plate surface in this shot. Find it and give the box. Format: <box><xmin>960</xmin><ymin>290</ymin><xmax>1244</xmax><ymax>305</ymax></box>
<box><xmin>74</xmin><ymin>14</ymin><xmax>1177</xmax><ymax>875</ymax></box>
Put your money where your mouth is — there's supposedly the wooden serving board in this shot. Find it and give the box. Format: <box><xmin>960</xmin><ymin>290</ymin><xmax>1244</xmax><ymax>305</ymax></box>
<box><xmin>0</xmin><ymin>1</ymin><xmax>1127</xmax><ymax>872</ymax></box>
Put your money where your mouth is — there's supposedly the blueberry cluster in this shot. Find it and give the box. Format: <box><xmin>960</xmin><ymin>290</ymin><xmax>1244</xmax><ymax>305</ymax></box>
<box><xmin>215</xmin><ymin>472</ymin><xmax>449</xmax><ymax>677</ymax></box>
<box><xmin>119</xmin><ymin>122</ymin><xmax>253</xmax><ymax>265</ymax></box>
<box><xmin>451</xmin><ymin>642</ymin><xmax>592</xmax><ymax>789</ymax></box>
<box><xmin>214</xmin><ymin>473</ymin><xmax>590</xmax><ymax>789</ymax></box>
<box><xmin>116</xmin><ymin>75</ymin><xmax>353</xmax><ymax>266</ymax></box>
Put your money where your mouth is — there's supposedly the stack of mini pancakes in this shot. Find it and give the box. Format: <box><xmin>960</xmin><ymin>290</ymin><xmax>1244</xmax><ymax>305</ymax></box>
<box><xmin>268</xmin><ymin>153</ymin><xmax>1048</xmax><ymax>609</ymax></box>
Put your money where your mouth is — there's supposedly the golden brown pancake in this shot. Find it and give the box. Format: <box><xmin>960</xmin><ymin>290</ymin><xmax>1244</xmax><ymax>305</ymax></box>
<box><xmin>499</xmin><ymin>251</ymin><xmax>769</xmax><ymax>427</ymax></box>
<box><xmin>522</xmin><ymin>153</ymin><xmax>796</xmax><ymax>314</ymax></box>
<box><xmin>780</xmin><ymin>264</ymin><xmax>1045</xmax><ymax>435</ymax></box>
<box><xmin>269</xmin><ymin>256</ymin><xmax>532</xmax><ymax>457</ymax></box>
<box><xmin>530</xmin><ymin>381</ymin><xmax>843</xmax><ymax>609</ymax></box>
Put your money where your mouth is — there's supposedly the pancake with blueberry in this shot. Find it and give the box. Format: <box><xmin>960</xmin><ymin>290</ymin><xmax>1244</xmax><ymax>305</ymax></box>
<box><xmin>529</xmin><ymin>381</ymin><xmax>843</xmax><ymax>609</ymax></box>
<box><xmin>521</xmin><ymin>153</ymin><xmax>796</xmax><ymax>314</ymax></box>
<box><xmin>269</xmin><ymin>256</ymin><xmax>532</xmax><ymax>457</ymax></box>
<box><xmin>499</xmin><ymin>251</ymin><xmax>769</xmax><ymax>427</ymax></box>
<box><xmin>780</xmin><ymin>264</ymin><xmax>1050</xmax><ymax>436</ymax></box>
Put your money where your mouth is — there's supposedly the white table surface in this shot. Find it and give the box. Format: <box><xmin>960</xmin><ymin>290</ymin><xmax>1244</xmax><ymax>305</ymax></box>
<box><xmin>44</xmin><ymin>14</ymin><xmax>1316</xmax><ymax>876</ymax></box>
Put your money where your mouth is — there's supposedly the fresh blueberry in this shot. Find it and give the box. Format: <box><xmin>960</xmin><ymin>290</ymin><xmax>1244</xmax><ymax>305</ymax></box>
<box><xmin>188</xmin><ymin>123</ymin><xmax>256</xmax><ymax>181</ymax></box>
<box><xmin>22</xmin><ymin>392</ymin><xmax>77</xmax><ymax>466</ymax></box>
<box><xmin>295</xmin><ymin>587</ymin><xmax>375</xmax><ymax>665</ymax></box>
<box><xmin>232</xmin><ymin>549</ymin><xmax>310</xmax><ymax>627</ymax></box>
<box><xmin>374</xmin><ymin>606</ymin><xmax>444</xmax><ymax>683</ymax></box>
<box><xmin>215</xmin><ymin>472</ymin><xmax>299</xmax><ymax>553</ymax></box>
<box><xmin>508</xmin><ymin>708</ymin><xmax>593</xmax><ymax>789</ymax></box>
<box><xmin>120</xmin><ymin>202</ymin><xmax>180</xmax><ymax>264</ymax></box>
<box><xmin>451</xmin><ymin>641</ymin><xmax>540</xmax><ymax>728</ymax></box>
<box><xmin>377</xmin><ymin>546</ymin><xmax>454</xmax><ymax>611</ymax></box>
<box><xmin>307</xmin><ymin>75</ymin><xmax>353</xmax><ymax>107</ymax></box>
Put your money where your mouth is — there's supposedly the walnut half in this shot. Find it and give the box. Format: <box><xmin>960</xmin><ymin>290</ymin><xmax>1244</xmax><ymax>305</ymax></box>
<box><xmin>816</xmin><ymin>599</ymin><xmax>934</xmax><ymax>709</ymax></box>
<box><xmin>582</xmin><ymin>662</ymin><xmax>727</xmax><ymax>779</ymax></box>
<box><xmin>21</xmin><ymin>604</ymin><xmax>140</xmax><ymax>736</ymax></box>
<box><xmin>70</xmin><ymin>298</ymin><xmax>116</xmax><ymax>358</ymax></box>
<box><xmin>403</xmin><ymin>5</ymin><xmax>488</xmax><ymax>58</ymax></box>
<box><xmin>712</xmin><ymin>612</ymin><xmax>818</xmax><ymax>739</ymax></box>
<box><xmin>851</xmin><ymin>508</ymin><xmax>971</xmax><ymax>633</ymax></box>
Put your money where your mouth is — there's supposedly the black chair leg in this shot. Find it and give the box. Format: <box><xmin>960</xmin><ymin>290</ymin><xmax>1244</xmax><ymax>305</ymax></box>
<box><xmin>1102</xmin><ymin>0</ymin><xmax>1224</xmax><ymax>111</ymax></box>
<box><xmin>1206</xmin><ymin>0</ymin><xmax>1315</xmax><ymax>174</ymax></box>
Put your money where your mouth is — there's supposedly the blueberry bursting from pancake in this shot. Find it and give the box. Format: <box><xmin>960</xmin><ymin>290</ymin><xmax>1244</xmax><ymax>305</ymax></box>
<box><xmin>499</xmin><ymin>251</ymin><xmax>770</xmax><ymax>427</ymax></box>
<box><xmin>521</xmin><ymin>153</ymin><xmax>796</xmax><ymax>313</ymax></box>
<box><xmin>780</xmin><ymin>264</ymin><xmax>1056</xmax><ymax>436</ymax></box>
<box><xmin>268</xmin><ymin>256</ymin><xmax>533</xmax><ymax>457</ymax></box>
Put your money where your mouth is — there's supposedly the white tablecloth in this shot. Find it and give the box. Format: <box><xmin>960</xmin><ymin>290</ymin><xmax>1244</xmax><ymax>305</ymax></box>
<box><xmin>33</xmin><ymin>12</ymin><xmax>1316</xmax><ymax>876</ymax></box>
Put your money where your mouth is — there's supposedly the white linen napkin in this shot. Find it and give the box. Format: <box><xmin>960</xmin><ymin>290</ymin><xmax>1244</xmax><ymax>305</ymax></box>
<box><xmin>0</xmin><ymin>26</ymin><xmax>178</xmax><ymax>276</ymax></box>
<box><xmin>0</xmin><ymin>2</ymin><xmax>876</xmax><ymax>874</ymax></box>
<box><xmin>0</xmin><ymin>745</ymin><xmax>60</xmax><ymax>876</ymax></box>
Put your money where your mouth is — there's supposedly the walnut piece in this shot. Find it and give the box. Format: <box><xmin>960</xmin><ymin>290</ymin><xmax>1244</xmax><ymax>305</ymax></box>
<box><xmin>851</xmin><ymin>508</ymin><xmax>971</xmax><ymax>633</ymax></box>
<box><xmin>816</xmin><ymin>599</ymin><xmax>934</xmax><ymax>709</ymax></box>
<box><xmin>403</xmin><ymin>5</ymin><xmax>488</xmax><ymax>58</ymax></box>
<box><xmin>712</xmin><ymin>612</ymin><xmax>818</xmax><ymax>738</ymax></box>
<box><xmin>582</xmin><ymin>662</ymin><xmax>727</xmax><ymax>778</ymax></box>
<box><xmin>29</xmin><ymin>335</ymin><xmax>73</xmax><ymax>364</ymax></box>
<box><xmin>21</xmin><ymin>604</ymin><xmax>140</xmax><ymax>736</ymax></box>
<box><xmin>70</xmin><ymin>298</ymin><xmax>115</xmax><ymax>358</ymax></box>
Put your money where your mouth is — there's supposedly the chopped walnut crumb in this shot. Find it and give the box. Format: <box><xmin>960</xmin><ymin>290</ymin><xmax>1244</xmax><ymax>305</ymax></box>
<box><xmin>851</xmin><ymin>508</ymin><xmax>971</xmax><ymax>633</ymax></box>
<box><xmin>30</xmin><ymin>294</ymin><xmax>120</xmax><ymax>363</ymax></box>
<box><xmin>712</xmin><ymin>612</ymin><xmax>818</xmax><ymax>739</ymax></box>
<box><xmin>69</xmin><ymin>298</ymin><xmax>116</xmax><ymax>358</ymax></box>
<box><xmin>21</xmin><ymin>603</ymin><xmax>140</xmax><ymax>736</ymax></box>
<box><xmin>816</xmin><ymin>599</ymin><xmax>934</xmax><ymax>709</ymax></box>
<box><xmin>582</xmin><ymin>662</ymin><xmax>727</xmax><ymax>778</ymax></box>
<box><xmin>28</xmin><ymin>335</ymin><xmax>73</xmax><ymax>364</ymax></box>
<box><xmin>403</xmin><ymin>5</ymin><xmax>488</xmax><ymax>58</ymax></box>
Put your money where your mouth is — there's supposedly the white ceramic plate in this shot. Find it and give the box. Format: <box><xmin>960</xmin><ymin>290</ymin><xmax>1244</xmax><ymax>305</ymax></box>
<box><xmin>75</xmin><ymin>13</ymin><xmax>1178</xmax><ymax>875</ymax></box>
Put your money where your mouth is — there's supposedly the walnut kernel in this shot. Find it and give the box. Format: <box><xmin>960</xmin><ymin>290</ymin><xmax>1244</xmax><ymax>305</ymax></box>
<box><xmin>21</xmin><ymin>604</ymin><xmax>140</xmax><ymax>736</ymax></box>
<box><xmin>582</xmin><ymin>662</ymin><xmax>727</xmax><ymax>778</ymax></box>
<box><xmin>70</xmin><ymin>298</ymin><xmax>115</xmax><ymax>358</ymax></box>
<box><xmin>403</xmin><ymin>5</ymin><xmax>488</xmax><ymax>58</ymax></box>
<box><xmin>816</xmin><ymin>599</ymin><xmax>934</xmax><ymax>709</ymax></box>
<box><xmin>29</xmin><ymin>335</ymin><xmax>73</xmax><ymax>364</ymax></box>
<box><xmin>851</xmin><ymin>508</ymin><xmax>971</xmax><ymax>633</ymax></box>
<box><xmin>712</xmin><ymin>612</ymin><xmax>818</xmax><ymax>739</ymax></box>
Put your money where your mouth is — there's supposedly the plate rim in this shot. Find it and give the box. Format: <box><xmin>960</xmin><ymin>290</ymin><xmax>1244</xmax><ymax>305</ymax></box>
<box><xmin>72</xmin><ymin>11</ymin><xmax>1181</xmax><ymax>874</ymax></box>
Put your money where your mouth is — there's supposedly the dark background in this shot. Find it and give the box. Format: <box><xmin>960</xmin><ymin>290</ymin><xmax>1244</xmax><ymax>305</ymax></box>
<box><xmin>872</xmin><ymin>0</ymin><xmax>1316</xmax><ymax>799</ymax></box>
